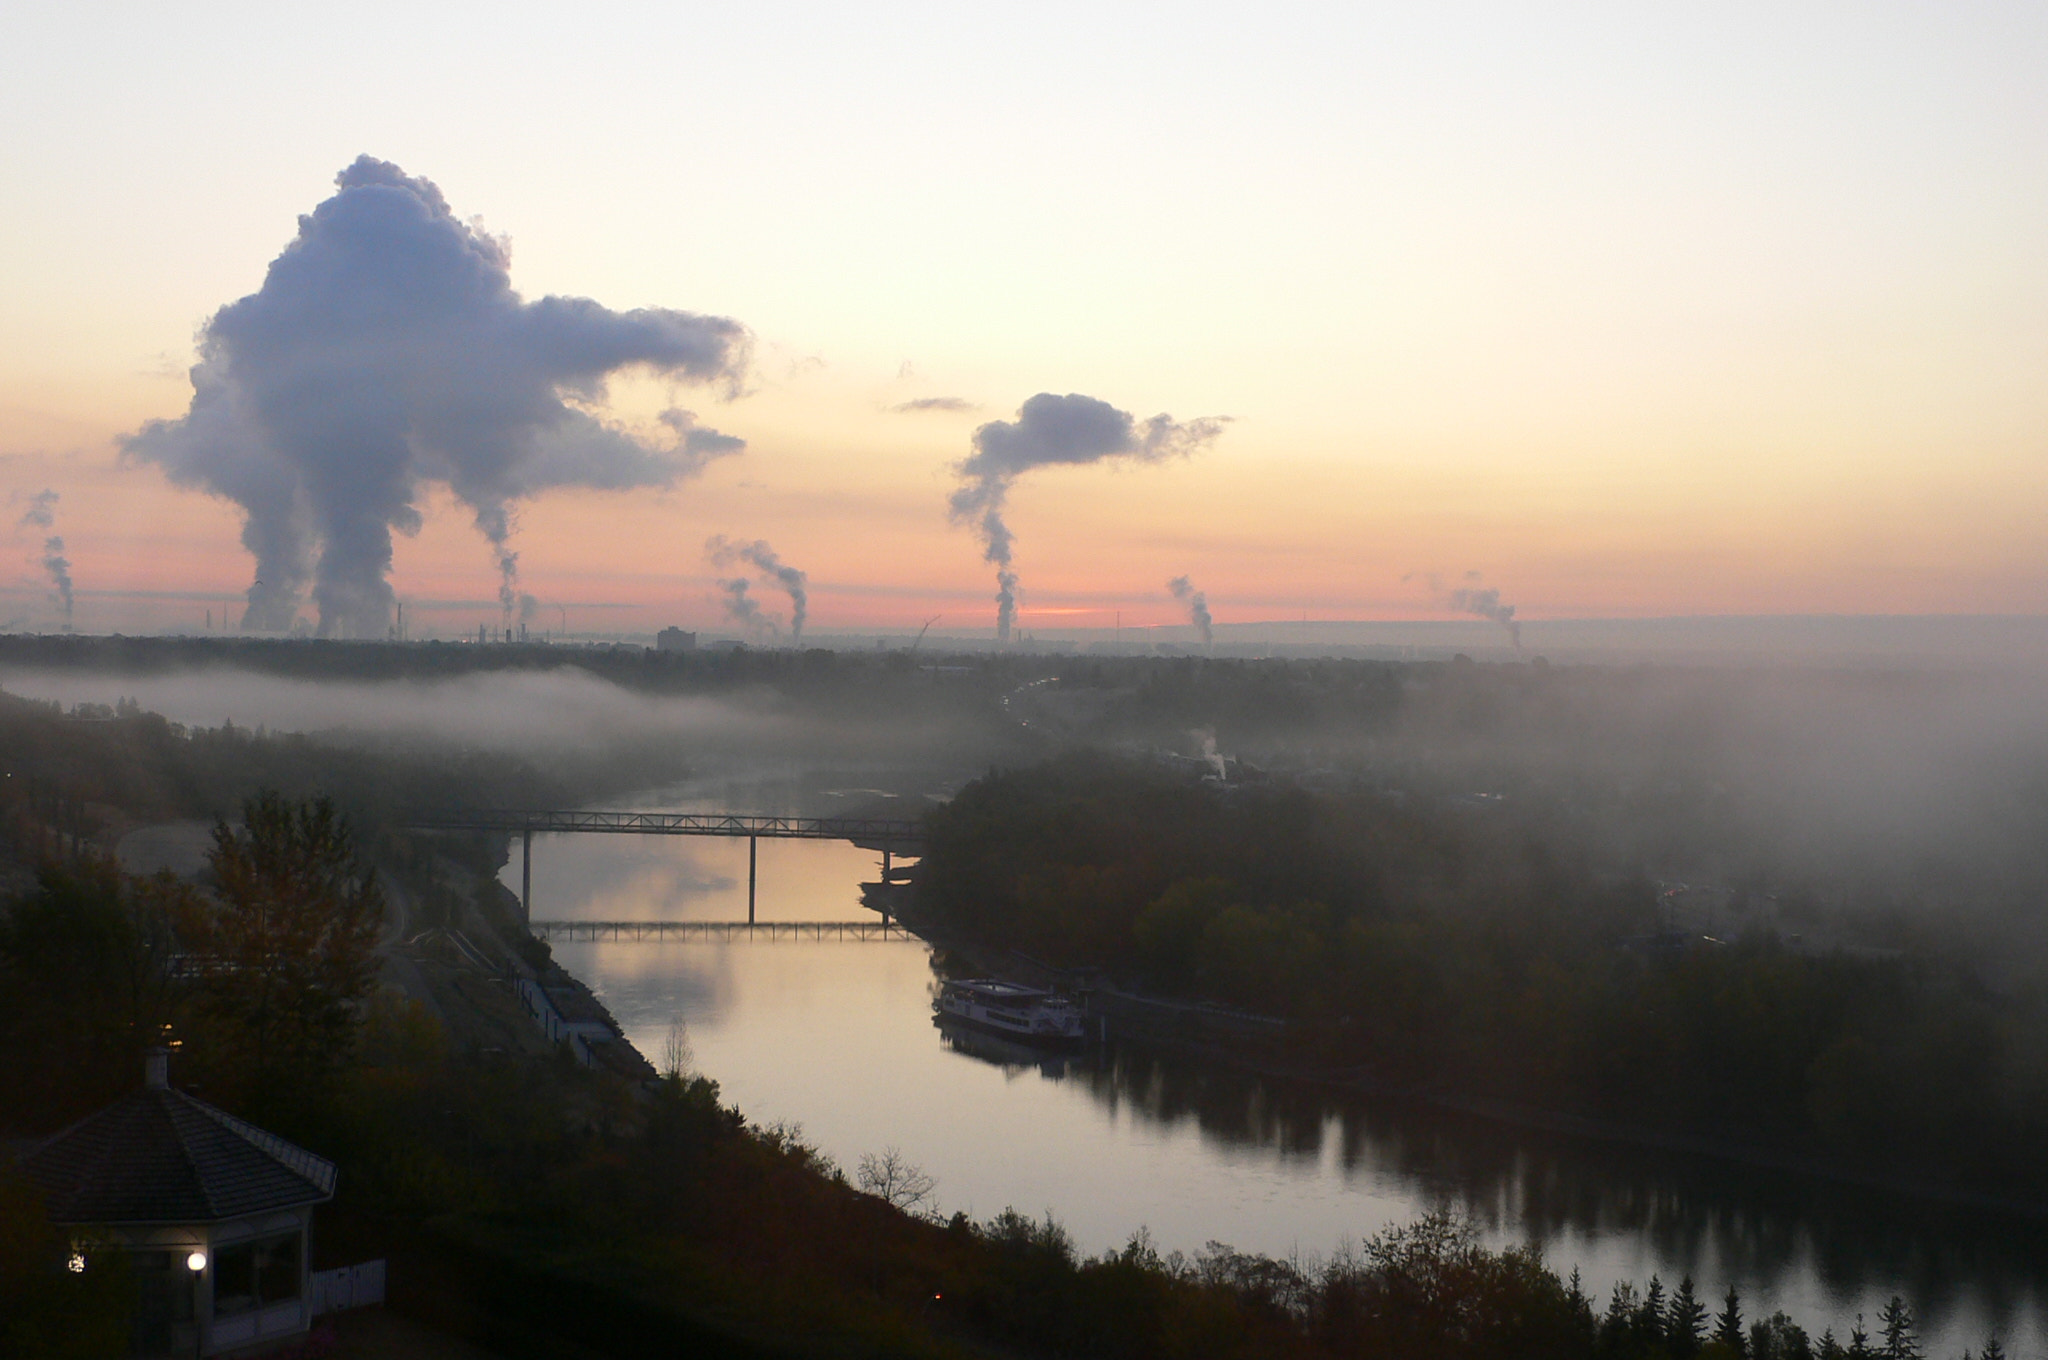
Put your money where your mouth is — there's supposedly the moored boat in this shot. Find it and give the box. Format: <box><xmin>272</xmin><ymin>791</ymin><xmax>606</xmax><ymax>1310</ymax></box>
<box><xmin>935</xmin><ymin>978</ymin><xmax>1087</xmax><ymax>1049</ymax></box>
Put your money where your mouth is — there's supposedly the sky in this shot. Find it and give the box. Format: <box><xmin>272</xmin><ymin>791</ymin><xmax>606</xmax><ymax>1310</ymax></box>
<box><xmin>2</xmin><ymin>2</ymin><xmax>2045</xmax><ymax>640</ymax></box>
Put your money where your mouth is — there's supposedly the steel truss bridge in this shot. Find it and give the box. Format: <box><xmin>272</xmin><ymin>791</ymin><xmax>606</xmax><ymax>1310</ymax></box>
<box><xmin>530</xmin><ymin>920</ymin><xmax>917</xmax><ymax>943</ymax></box>
<box><xmin>403</xmin><ymin>809</ymin><xmax>925</xmax><ymax>923</ymax></box>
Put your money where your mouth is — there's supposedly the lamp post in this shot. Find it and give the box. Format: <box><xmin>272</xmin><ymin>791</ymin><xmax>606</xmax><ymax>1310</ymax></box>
<box><xmin>186</xmin><ymin>1248</ymin><xmax>207</xmax><ymax>1359</ymax></box>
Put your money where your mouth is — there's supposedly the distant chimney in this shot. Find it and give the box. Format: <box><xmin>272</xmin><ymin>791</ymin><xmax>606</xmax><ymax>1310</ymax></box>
<box><xmin>145</xmin><ymin>1048</ymin><xmax>169</xmax><ymax>1090</ymax></box>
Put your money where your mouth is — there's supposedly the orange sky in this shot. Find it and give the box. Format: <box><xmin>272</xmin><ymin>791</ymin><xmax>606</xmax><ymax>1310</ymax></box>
<box><xmin>3</xmin><ymin>4</ymin><xmax>2045</xmax><ymax>638</ymax></box>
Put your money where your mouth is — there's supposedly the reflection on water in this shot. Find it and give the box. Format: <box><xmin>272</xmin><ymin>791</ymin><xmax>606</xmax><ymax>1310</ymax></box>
<box><xmin>528</xmin><ymin>788</ymin><xmax>2047</xmax><ymax>1359</ymax></box>
<box><xmin>508</xmin><ymin>829</ymin><xmax>887</xmax><ymax>926</ymax></box>
<box><xmin>936</xmin><ymin>1016</ymin><xmax>1085</xmax><ymax>1077</ymax></box>
<box><xmin>1063</xmin><ymin>1044</ymin><xmax>2048</xmax><ymax>1354</ymax></box>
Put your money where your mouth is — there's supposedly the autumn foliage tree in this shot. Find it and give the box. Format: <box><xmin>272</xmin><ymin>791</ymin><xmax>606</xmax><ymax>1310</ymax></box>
<box><xmin>190</xmin><ymin>791</ymin><xmax>383</xmax><ymax>1110</ymax></box>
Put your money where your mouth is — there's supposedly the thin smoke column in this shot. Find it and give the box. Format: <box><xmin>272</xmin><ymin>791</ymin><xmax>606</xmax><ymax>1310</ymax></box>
<box><xmin>716</xmin><ymin>576</ymin><xmax>773</xmax><ymax>637</ymax></box>
<box><xmin>706</xmin><ymin>536</ymin><xmax>807</xmax><ymax>644</ymax></box>
<box><xmin>125</xmin><ymin>156</ymin><xmax>751</xmax><ymax>638</ymax></box>
<box><xmin>1168</xmin><ymin>575</ymin><xmax>1212</xmax><ymax>645</ymax></box>
<box><xmin>1450</xmin><ymin>584</ymin><xmax>1522</xmax><ymax>649</ymax></box>
<box><xmin>950</xmin><ymin>393</ymin><xmax>1224</xmax><ymax>642</ymax></box>
<box><xmin>17</xmin><ymin>490</ymin><xmax>73</xmax><ymax>628</ymax></box>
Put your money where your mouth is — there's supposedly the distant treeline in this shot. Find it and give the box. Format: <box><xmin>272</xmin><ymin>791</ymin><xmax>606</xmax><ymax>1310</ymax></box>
<box><xmin>918</xmin><ymin>754</ymin><xmax>2048</xmax><ymax>1204</ymax></box>
<box><xmin>11</xmin><ymin>636</ymin><xmax>2047</xmax><ymax>944</ymax></box>
<box><xmin>0</xmin><ymin>631</ymin><xmax>1015</xmax><ymax>698</ymax></box>
<box><xmin>0</xmin><ymin>685</ymin><xmax>568</xmax><ymax>855</ymax></box>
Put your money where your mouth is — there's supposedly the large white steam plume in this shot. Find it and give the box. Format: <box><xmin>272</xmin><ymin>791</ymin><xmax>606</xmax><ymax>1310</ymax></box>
<box><xmin>125</xmin><ymin>156</ymin><xmax>752</xmax><ymax>638</ymax></box>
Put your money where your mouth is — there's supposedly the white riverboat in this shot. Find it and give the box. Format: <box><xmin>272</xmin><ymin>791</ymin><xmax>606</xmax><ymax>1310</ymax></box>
<box><xmin>935</xmin><ymin>979</ymin><xmax>1088</xmax><ymax>1049</ymax></box>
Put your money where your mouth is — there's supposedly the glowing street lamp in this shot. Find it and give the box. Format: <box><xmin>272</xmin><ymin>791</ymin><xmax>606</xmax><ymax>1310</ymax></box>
<box><xmin>186</xmin><ymin>1250</ymin><xmax>207</xmax><ymax>1273</ymax></box>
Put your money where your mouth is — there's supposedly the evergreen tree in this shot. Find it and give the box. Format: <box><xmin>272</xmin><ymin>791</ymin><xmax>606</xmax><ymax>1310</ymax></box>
<box><xmin>1979</xmin><ymin>1338</ymin><xmax>2005</xmax><ymax>1360</ymax></box>
<box><xmin>1643</xmin><ymin>1275</ymin><xmax>1669</xmax><ymax>1347</ymax></box>
<box><xmin>1568</xmin><ymin>1267</ymin><xmax>1596</xmax><ymax>1331</ymax></box>
<box><xmin>1669</xmin><ymin>1275</ymin><xmax>1708</xmax><ymax>1355</ymax></box>
<box><xmin>1818</xmin><ymin>1329</ymin><xmax>1846</xmax><ymax>1360</ymax></box>
<box><xmin>1716</xmin><ymin>1287</ymin><xmax>1748</xmax><ymax>1355</ymax></box>
<box><xmin>1602</xmin><ymin>1282</ymin><xmax>1641</xmax><ymax>1357</ymax></box>
<box><xmin>1877</xmin><ymin>1297</ymin><xmax>1919</xmax><ymax>1359</ymax></box>
<box><xmin>1848</xmin><ymin>1316</ymin><xmax>1872</xmax><ymax>1358</ymax></box>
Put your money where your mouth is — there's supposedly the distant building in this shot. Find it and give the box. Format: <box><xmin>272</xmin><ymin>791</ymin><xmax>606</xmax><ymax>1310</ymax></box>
<box><xmin>17</xmin><ymin>1051</ymin><xmax>337</xmax><ymax>1356</ymax></box>
<box><xmin>656</xmin><ymin>627</ymin><xmax>697</xmax><ymax>652</ymax></box>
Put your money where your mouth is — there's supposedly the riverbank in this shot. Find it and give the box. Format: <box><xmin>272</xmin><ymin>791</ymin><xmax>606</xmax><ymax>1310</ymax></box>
<box><xmin>880</xmin><ymin>883</ymin><xmax>2048</xmax><ymax>1227</ymax></box>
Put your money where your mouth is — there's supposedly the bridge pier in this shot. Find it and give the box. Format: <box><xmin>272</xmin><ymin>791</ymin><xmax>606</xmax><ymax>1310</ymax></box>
<box><xmin>748</xmin><ymin>834</ymin><xmax>757</xmax><ymax>925</ymax></box>
<box><xmin>521</xmin><ymin>829</ymin><xmax>532</xmax><ymax>925</ymax></box>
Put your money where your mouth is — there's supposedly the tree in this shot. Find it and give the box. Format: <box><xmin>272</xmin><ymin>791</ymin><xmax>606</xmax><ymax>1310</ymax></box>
<box><xmin>857</xmin><ymin>1147</ymin><xmax>938</xmax><ymax>1216</ymax></box>
<box><xmin>1752</xmin><ymin>1312</ymin><xmax>1813</xmax><ymax>1360</ymax></box>
<box><xmin>1668</xmin><ymin>1275</ymin><xmax>1708</xmax><ymax>1355</ymax></box>
<box><xmin>1877</xmin><ymin>1297</ymin><xmax>1919</xmax><ymax>1360</ymax></box>
<box><xmin>0</xmin><ymin>863</ymin><xmax>191</xmax><ymax>1132</ymax></box>
<box><xmin>0</xmin><ymin>1166</ymin><xmax>132</xmax><ymax>1358</ymax></box>
<box><xmin>1716</xmin><ymin>1287</ymin><xmax>1748</xmax><ymax>1356</ymax></box>
<box><xmin>191</xmin><ymin>792</ymin><xmax>383</xmax><ymax>1109</ymax></box>
<box><xmin>1642</xmin><ymin>1275</ymin><xmax>1669</xmax><ymax>1341</ymax></box>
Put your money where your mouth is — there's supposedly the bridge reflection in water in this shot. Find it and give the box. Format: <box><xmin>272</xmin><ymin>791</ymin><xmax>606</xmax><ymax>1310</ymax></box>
<box><xmin>530</xmin><ymin>920</ymin><xmax>918</xmax><ymax>943</ymax></box>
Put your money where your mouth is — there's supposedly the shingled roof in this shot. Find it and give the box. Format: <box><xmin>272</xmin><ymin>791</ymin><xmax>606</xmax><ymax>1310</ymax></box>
<box><xmin>19</xmin><ymin>1064</ymin><xmax>336</xmax><ymax>1226</ymax></box>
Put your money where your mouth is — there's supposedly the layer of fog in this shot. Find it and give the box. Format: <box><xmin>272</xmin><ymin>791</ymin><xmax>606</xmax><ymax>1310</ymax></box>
<box><xmin>0</xmin><ymin>663</ymin><xmax>988</xmax><ymax>777</ymax></box>
<box><xmin>1218</xmin><ymin>664</ymin><xmax>2048</xmax><ymax>958</ymax></box>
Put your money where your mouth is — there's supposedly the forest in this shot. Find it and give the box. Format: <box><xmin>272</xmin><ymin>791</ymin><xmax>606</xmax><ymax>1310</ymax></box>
<box><xmin>918</xmin><ymin>754</ymin><xmax>2048</xmax><ymax>1204</ymax></box>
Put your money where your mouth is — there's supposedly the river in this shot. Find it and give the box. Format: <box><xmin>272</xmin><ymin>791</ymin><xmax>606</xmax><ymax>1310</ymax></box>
<box><xmin>512</xmin><ymin>814</ymin><xmax>2048</xmax><ymax>1359</ymax></box>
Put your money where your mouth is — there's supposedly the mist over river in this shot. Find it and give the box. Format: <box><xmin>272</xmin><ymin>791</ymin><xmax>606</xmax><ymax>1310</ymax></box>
<box><xmin>509</xmin><ymin>799</ymin><xmax>2048</xmax><ymax>1359</ymax></box>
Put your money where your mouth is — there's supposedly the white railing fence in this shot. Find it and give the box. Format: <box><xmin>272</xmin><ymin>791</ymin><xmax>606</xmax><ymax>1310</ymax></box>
<box><xmin>309</xmin><ymin>1258</ymin><xmax>386</xmax><ymax>1315</ymax></box>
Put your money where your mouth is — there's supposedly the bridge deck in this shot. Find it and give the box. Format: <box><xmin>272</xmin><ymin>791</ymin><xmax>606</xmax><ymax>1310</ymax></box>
<box><xmin>532</xmin><ymin>920</ymin><xmax>919</xmax><ymax>942</ymax></box>
<box><xmin>406</xmin><ymin>810</ymin><xmax>924</xmax><ymax>843</ymax></box>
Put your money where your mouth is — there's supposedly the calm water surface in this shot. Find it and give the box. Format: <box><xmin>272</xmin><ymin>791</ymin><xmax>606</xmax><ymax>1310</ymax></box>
<box><xmin>512</xmin><ymin>817</ymin><xmax>2048</xmax><ymax>1359</ymax></box>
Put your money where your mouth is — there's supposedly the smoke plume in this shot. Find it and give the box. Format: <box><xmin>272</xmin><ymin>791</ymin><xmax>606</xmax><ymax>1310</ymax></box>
<box><xmin>1450</xmin><ymin>584</ymin><xmax>1522</xmax><ymax>649</ymax></box>
<box><xmin>124</xmin><ymin>156</ymin><xmax>751</xmax><ymax>638</ymax></box>
<box><xmin>890</xmin><ymin>397</ymin><xmax>977</xmax><ymax>414</ymax></box>
<box><xmin>16</xmin><ymin>491</ymin><xmax>73</xmax><ymax>627</ymax></box>
<box><xmin>1168</xmin><ymin>575</ymin><xmax>1213</xmax><ymax>645</ymax></box>
<box><xmin>950</xmin><ymin>393</ymin><xmax>1224</xmax><ymax>642</ymax></box>
<box><xmin>41</xmin><ymin>539</ymin><xmax>73</xmax><ymax>628</ymax></box>
<box><xmin>706</xmin><ymin>536</ymin><xmax>807</xmax><ymax>643</ymax></box>
<box><xmin>17</xmin><ymin>490</ymin><xmax>57</xmax><ymax>531</ymax></box>
<box><xmin>717</xmin><ymin>576</ymin><xmax>774</xmax><ymax>638</ymax></box>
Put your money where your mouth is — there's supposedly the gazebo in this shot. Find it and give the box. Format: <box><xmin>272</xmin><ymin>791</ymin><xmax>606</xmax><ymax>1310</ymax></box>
<box><xmin>19</xmin><ymin>1050</ymin><xmax>337</xmax><ymax>1357</ymax></box>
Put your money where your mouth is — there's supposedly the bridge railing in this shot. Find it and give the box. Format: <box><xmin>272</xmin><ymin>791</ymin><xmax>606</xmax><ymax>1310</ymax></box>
<box><xmin>532</xmin><ymin>920</ymin><xmax>918</xmax><ymax>942</ymax></box>
<box><xmin>404</xmin><ymin>809</ymin><xmax>925</xmax><ymax>843</ymax></box>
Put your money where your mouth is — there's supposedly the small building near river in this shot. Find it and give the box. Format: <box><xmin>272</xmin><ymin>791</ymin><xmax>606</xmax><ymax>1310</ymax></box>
<box><xmin>17</xmin><ymin>1050</ymin><xmax>336</xmax><ymax>1357</ymax></box>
